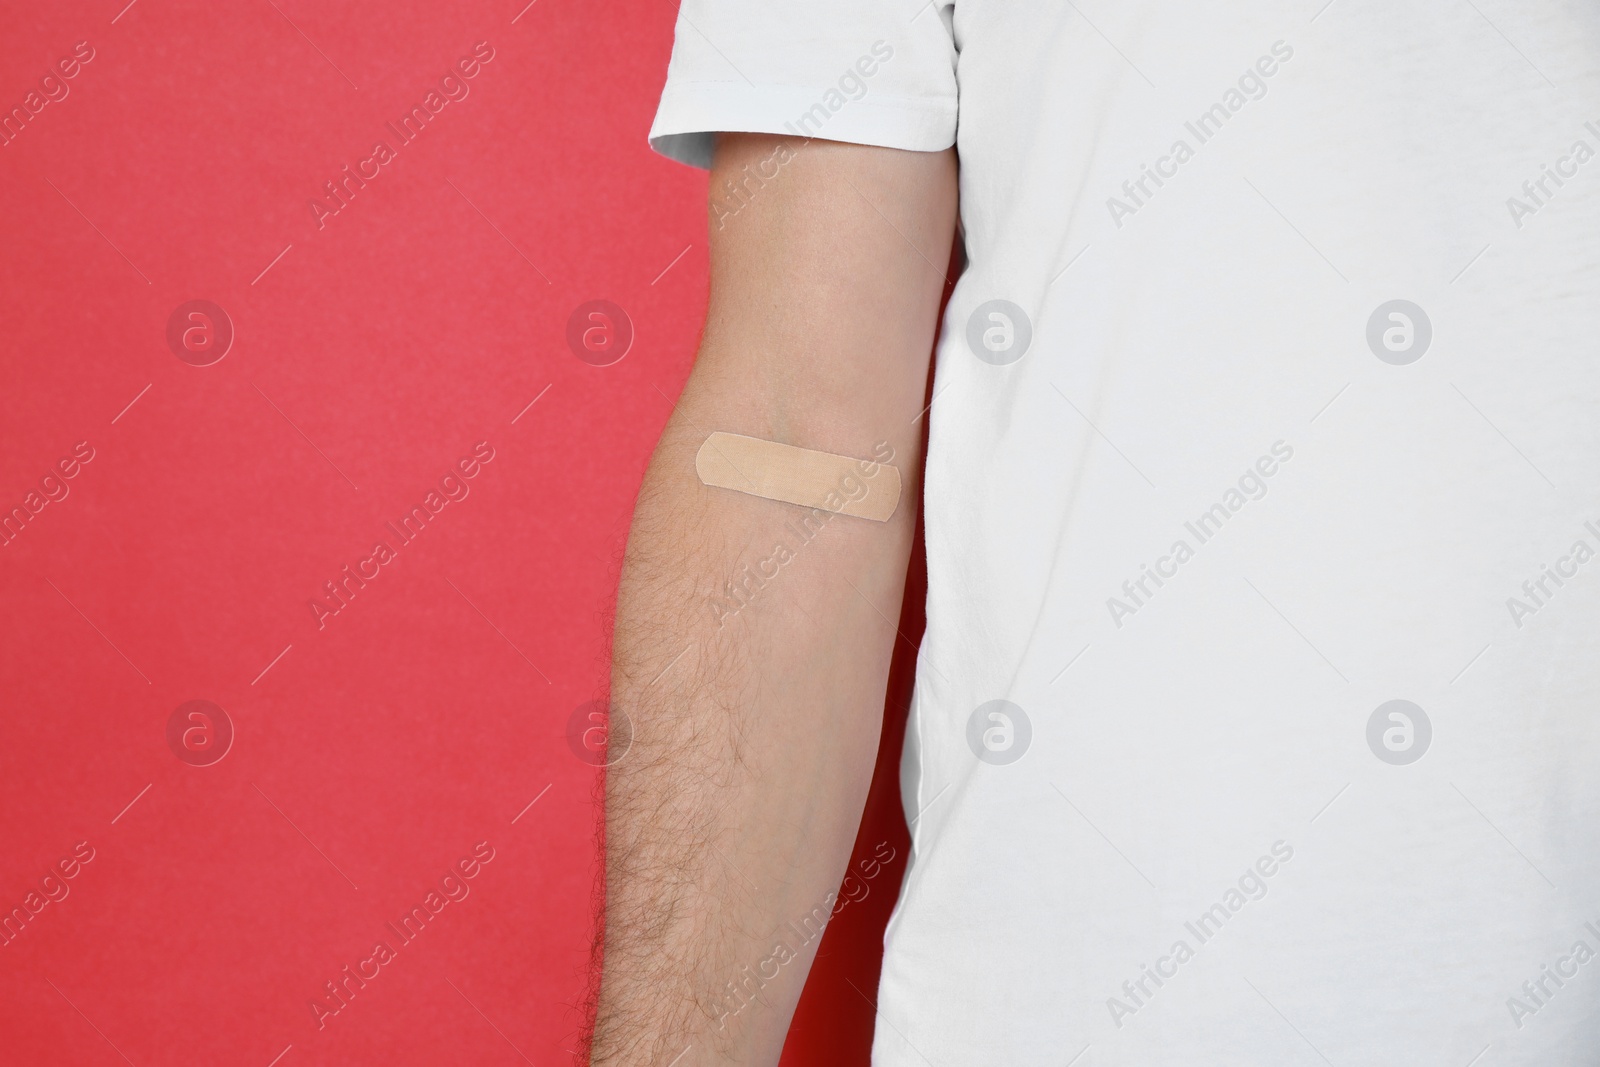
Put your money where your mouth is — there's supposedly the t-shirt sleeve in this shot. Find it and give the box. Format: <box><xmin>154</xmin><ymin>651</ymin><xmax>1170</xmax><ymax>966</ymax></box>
<box><xmin>648</xmin><ymin>1</ymin><xmax>958</xmax><ymax>169</ymax></box>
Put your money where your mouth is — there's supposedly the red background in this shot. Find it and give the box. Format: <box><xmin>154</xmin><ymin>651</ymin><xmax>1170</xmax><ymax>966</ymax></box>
<box><xmin>0</xmin><ymin>2</ymin><xmax>929</xmax><ymax>1063</ymax></box>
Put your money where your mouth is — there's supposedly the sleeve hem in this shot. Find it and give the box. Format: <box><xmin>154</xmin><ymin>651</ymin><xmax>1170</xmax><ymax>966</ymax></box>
<box><xmin>648</xmin><ymin>81</ymin><xmax>957</xmax><ymax>169</ymax></box>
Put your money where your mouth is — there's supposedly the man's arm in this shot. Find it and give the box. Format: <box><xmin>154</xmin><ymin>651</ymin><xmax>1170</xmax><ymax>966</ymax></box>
<box><xmin>589</xmin><ymin>133</ymin><xmax>957</xmax><ymax>1065</ymax></box>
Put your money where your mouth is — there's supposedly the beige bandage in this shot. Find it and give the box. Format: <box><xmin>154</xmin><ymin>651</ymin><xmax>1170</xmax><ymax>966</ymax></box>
<box><xmin>695</xmin><ymin>432</ymin><xmax>901</xmax><ymax>522</ymax></box>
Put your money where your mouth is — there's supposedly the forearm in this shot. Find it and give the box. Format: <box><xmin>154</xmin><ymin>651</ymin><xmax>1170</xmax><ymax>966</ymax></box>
<box><xmin>596</xmin><ymin>404</ymin><xmax>916</xmax><ymax>1065</ymax></box>
<box><xmin>590</xmin><ymin>136</ymin><xmax>955</xmax><ymax>1065</ymax></box>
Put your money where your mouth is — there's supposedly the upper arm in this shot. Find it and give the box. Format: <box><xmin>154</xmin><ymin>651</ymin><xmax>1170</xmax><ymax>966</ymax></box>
<box><xmin>683</xmin><ymin>133</ymin><xmax>958</xmax><ymax>465</ymax></box>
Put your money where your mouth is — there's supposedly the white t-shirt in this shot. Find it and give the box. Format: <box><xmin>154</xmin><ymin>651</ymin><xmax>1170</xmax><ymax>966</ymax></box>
<box><xmin>650</xmin><ymin>3</ymin><xmax>1600</xmax><ymax>1063</ymax></box>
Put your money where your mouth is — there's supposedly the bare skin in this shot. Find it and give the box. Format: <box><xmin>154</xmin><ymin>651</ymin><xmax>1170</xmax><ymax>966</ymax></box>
<box><xmin>587</xmin><ymin>133</ymin><xmax>958</xmax><ymax>1065</ymax></box>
